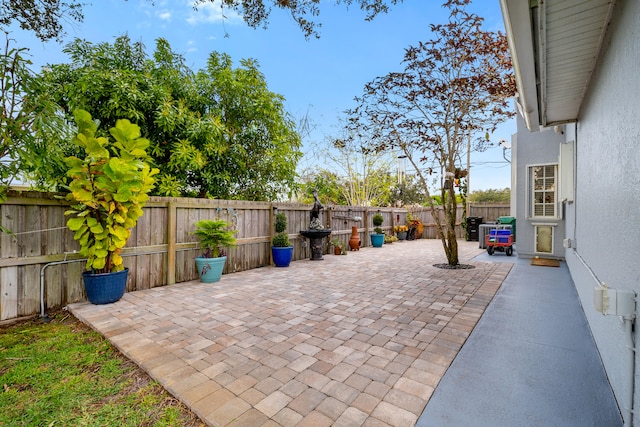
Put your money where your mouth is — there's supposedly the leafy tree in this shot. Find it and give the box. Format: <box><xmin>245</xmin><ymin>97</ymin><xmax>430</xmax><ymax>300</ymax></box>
<box><xmin>28</xmin><ymin>36</ymin><xmax>301</xmax><ymax>200</ymax></box>
<box><xmin>0</xmin><ymin>35</ymin><xmax>30</xmax><ymax>200</ymax></box>
<box><xmin>193</xmin><ymin>52</ymin><xmax>301</xmax><ymax>200</ymax></box>
<box><xmin>347</xmin><ymin>0</ymin><xmax>515</xmax><ymax>265</ymax></box>
<box><xmin>0</xmin><ymin>1</ymin><xmax>84</xmax><ymax>42</ymax></box>
<box><xmin>298</xmin><ymin>170</ymin><xmax>347</xmax><ymax>205</ymax></box>
<box><xmin>305</xmin><ymin>130</ymin><xmax>394</xmax><ymax>207</ymax></box>
<box><xmin>389</xmin><ymin>175</ymin><xmax>427</xmax><ymax>207</ymax></box>
<box><xmin>0</xmin><ymin>34</ymin><xmax>69</xmax><ymax>203</ymax></box>
<box><xmin>199</xmin><ymin>0</ymin><xmax>402</xmax><ymax>38</ymax></box>
<box><xmin>1</xmin><ymin>1</ymin><xmax>400</xmax><ymax>42</ymax></box>
<box><xmin>469</xmin><ymin>187</ymin><xmax>510</xmax><ymax>203</ymax></box>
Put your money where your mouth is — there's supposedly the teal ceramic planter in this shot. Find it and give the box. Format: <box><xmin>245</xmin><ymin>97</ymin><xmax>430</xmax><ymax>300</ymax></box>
<box><xmin>370</xmin><ymin>233</ymin><xmax>385</xmax><ymax>248</ymax></box>
<box><xmin>195</xmin><ymin>256</ymin><xmax>227</xmax><ymax>283</ymax></box>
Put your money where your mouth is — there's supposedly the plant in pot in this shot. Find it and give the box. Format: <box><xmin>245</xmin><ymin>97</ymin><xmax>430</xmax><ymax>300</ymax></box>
<box><xmin>272</xmin><ymin>212</ymin><xmax>293</xmax><ymax>267</ymax></box>
<box><xmin>64</xmin><ymin>109</ymin><xmax>158</xmax><ymax>304</ymax></box>
<box><xmin>331</xmin><ymin>238</ymin><xmax>346</xmax><ymax>255</ymax></box>
<box><xmin>395</xmin><ymin>225</ymin><xmax>408</xmax><ymax>240</ymax></box>
<box><xmin>384</xmin><ymin>234</ymin><xmax>398</xmax><ymax>244</ymax></box>
<box><xmin>191</xmin><ymin>219</ymin><xmax>237</xmax><ymax>282</ymax></box>
<box><xmin>371</xmin><ymin>213</ymin><xmax>385</xmax><ymax>248</ymax></box>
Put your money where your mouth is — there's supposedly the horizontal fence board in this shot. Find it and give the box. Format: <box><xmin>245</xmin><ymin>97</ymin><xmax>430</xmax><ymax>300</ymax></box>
<box><xmin>0</xmin><ymin>190</ymin><xmax>508</xmax><ymax>321</ymax></box>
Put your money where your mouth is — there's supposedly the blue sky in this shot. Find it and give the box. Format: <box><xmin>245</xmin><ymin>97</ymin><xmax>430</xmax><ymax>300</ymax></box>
<box><xmin>10</xmin><ymin>0</ymin><xmax>514</xmax><ymax>192</ymax></box>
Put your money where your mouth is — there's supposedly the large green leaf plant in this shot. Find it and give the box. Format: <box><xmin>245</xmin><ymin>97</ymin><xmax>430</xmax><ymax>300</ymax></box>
<box><xmin>64</xmin><ymin>110</ymin><xmax>158</xmax><ymax>273</ymax></box>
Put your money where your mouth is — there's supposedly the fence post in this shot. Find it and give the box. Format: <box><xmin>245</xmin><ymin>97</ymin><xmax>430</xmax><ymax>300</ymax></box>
<box><xmin>167</xmin><ymin>202</ymin><xmax>177</xmax><ymax>285</ymax></box>
<box><xmin>363</xmin><ymin>208</ymin><xmax>370</xmax><ymax>247</ymax></box>
<box><xmin>269</xmin><ymin>204</ymin><xmax>276</xmax><ymax>265</ymax></box>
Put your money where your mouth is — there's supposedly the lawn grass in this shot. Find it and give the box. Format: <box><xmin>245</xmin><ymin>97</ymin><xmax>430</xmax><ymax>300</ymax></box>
<box><xmin>0</xmin><ymin>311</ymin><xmax>205</xmax><ymax>427</ymax></box>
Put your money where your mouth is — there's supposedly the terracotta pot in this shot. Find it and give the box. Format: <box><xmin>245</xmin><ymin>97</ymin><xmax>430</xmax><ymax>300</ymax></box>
<box><xmin>349</xmin><ymin>226</ymin><xmax>361</xmax><ymax>251</ymax></box>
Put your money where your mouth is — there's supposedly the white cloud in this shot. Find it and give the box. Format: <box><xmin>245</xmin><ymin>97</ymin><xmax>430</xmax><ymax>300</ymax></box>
<box><xmin>186</xmin><ymin>0</ymin><xmax>242</xmax><ymax>25</ymax></box>
<box><xmin>157</xmin><ymin>10</ymin><xmax>172</xmax><ymax>21</ymax></box>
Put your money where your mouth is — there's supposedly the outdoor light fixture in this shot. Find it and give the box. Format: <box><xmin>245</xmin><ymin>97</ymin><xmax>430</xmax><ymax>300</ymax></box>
<box><xmin>272</xmin><ymin>206</ymin><xmax>278</xmax><ymax>216</ymax></box>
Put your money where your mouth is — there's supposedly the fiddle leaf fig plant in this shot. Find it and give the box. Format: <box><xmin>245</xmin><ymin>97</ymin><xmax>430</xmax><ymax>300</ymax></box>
<box><xmin>64</xmin><ymin>109</ymin><xmax>158</xmax><ymax>273</ymax></box>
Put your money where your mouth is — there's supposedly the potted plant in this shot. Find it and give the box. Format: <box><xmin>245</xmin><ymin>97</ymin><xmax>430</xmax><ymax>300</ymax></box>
<box><xmin>408</xmin><ymin>219</ymin><xmax>423</xmax><ymax>240</ymax></box>
<box><xmin>64</xmin><ymin>110</ymin><xmax>158</xmax><ymax>304</ymax></box>
<box><xmin>331</xmin><ymin>238</ymin><xmax>346</xmax><ymax>255</ymax></box>
<box><xmin>370</xmin><ymin>212</ymin><xmax>385</xmax><ymax>247</ymax></box>
<box><xmin>272</xmin><ymin>212</ymin><xmax>293</xmax><ymax>267</ymax></box>
<box><xmin>191</xmin><ymin>219</ymin><xmax>237</xmax><ymax>282</ymax></box>
<box><xmin>384</xmin><ymin>234</ymin><xmax>398</xmax><ymax>244</ymax></box>
<box><xmin>395</xmin><ymin>225</ymin><xmax>408</xmax><ymax>240</ymax></box>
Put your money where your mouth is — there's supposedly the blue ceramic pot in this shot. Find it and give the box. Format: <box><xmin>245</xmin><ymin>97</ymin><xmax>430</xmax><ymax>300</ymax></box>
<box><xmin>370</xmin><ymin>233</ymin><xmax>385</xmax><ymax>248</ymax></box>
<box><xmin>82</xmin><ymin>268</ymin><xmax>128</xmax><ymax>305</ymax></box>
<box><xmin>272</xmin><ymin>246</ymin><xmax>294</xmax><ymax>267</ymax></box>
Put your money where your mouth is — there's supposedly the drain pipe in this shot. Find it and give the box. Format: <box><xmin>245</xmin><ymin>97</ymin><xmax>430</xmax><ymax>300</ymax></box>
<box><xmin>623</xmin><ymin>314</ymin><xmax>636</xmax><ymax>427</ymax></box>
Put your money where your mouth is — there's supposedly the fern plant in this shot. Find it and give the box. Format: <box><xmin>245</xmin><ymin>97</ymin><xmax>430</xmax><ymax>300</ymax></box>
<box><xmin>191</xmin><ymin>219</ymin><xmax>237</xmax><ymax>258</ymax></box>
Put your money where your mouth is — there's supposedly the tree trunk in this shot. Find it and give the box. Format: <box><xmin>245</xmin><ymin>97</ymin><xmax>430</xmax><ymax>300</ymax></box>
<box><xmin>443</xmin><ymin>181</ymin><xmax>459</xmax><ymax>266</ymax></box>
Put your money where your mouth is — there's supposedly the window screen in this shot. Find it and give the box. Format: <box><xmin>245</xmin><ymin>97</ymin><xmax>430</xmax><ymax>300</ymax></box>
<box><xmin>531</xmin><ymin>165</ymin><xmax>556</xmax><ymax>218</ymax></box>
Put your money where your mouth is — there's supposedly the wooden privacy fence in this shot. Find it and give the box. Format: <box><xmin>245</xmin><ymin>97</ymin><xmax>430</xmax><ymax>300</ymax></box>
<box><xmin>468</xmin><ymin>203</ymin><xmax>512</xmax><ymax>223</ymax></box>
<box><xmin>0</xmin><ymin>191</ymin><xmax>508</xmax><ymax>321</ymax></box>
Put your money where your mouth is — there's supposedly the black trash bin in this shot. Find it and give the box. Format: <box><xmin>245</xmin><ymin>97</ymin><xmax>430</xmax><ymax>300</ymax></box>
<box><xmin>466</xmin><ymin>216</ymin><xmax>483</xmax><ymax>241</ymax></box>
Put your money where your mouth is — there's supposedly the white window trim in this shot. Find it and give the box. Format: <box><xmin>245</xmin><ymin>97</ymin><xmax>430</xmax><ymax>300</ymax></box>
<box><xmin>526</xmin><ymin>162</ymin><xmax>560</xmax><ymax>220</ymax></box>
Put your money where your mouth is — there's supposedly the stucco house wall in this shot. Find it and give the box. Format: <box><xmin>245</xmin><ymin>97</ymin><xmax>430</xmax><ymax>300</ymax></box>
<box><xmin>563</xmin><ymin>0</ymin><xmax>640</xmax><ymax>415</ymax></box>
<box><xmin>512</xmin><ymin>115</ymin><xmax>566</xmax><ymax>259</ymax></box>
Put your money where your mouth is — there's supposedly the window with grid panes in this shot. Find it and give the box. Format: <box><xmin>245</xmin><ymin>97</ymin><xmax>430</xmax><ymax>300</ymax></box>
<box><xmin>530</xmin><ymin>164</ymin><xmax>557</xmax><ymax>218</ymax></box>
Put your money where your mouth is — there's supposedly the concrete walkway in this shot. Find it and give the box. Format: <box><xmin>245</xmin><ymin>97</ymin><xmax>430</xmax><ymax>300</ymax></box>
<box><xmin>417</xmin><ymin>250</ymin><xmax>622</xmax><ymax>427</ymax></box>
<box><xmin>69</xmin><ymin>240</ymin><xmax>510</xmax><ymax>426</ymax></box>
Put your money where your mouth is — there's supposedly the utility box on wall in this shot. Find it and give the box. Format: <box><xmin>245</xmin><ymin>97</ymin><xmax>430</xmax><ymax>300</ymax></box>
<box><xmin>594</xmin><ymin>284</ymin><xmax>636</xmax><ymax>317</ymax></box>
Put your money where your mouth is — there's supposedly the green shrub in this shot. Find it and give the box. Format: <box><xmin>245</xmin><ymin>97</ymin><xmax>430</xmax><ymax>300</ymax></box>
<box><xmin>272</xmin><ymin>232</ymin><xmax>290</xmax><ymax>247</ymax></box>
<box><xmin>272</xmin><ymin>212</ymin><xmax>290</xmax><ymax>247</ymax></box>
<box><xmin>274</xmin><ymin>212</ymin><xmax>287</xmax><ymax>233</ymax></box>
<box><xmin>372</xmin><ymin>213</ymin><xmax>384</xmax><ymax>227</ymax></box>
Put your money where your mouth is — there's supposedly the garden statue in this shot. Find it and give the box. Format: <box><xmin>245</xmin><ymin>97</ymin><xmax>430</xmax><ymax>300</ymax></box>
<box><xmin>310</xmin><ymin>189</ymin><xmax>324</xmax><ymax>229</ymax></box>
<box><xmin>300</xmin><ymin>189</ymin><xmax>331</xmax><ymax>260</ymax></box>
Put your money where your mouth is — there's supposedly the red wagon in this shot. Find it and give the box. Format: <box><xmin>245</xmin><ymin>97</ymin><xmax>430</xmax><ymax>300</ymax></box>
<box><xmin>485</xmin><ymin>226</ymin><xmax>514</xmax><ymax>256</ymax></box>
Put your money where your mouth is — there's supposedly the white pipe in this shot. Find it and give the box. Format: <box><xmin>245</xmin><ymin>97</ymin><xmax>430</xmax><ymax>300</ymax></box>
<box><xmin>575</xmin><ymin>249</ymin><xmax>636</xmax><ymax>424</ymax></box>
<box><xmin>623</xmin><ymin>316</ymin><xmax>635</xmax><ymax>427</ymax></box>
<box><xmin>40</xmin><ymin>258</ymin><xmax>86</xmax><ymax>318</ymax></box>
<box><xmin>39</xmin><ymin>249</ymin><xmax>176</xmax><ymax>318</ymax></box>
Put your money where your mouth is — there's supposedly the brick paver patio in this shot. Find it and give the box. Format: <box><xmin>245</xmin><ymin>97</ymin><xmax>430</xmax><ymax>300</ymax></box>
<box><xmin>69</xmin><ymin>239</ymin><xmax>511</xmax><ymax>426</ymax></box>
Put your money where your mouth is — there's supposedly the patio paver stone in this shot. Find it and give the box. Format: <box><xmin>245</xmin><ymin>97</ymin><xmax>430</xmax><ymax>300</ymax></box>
<box><xmin>69</xmin><ymin>240</ymin><xmax>510</xmax><ymax>426</ymax></box>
